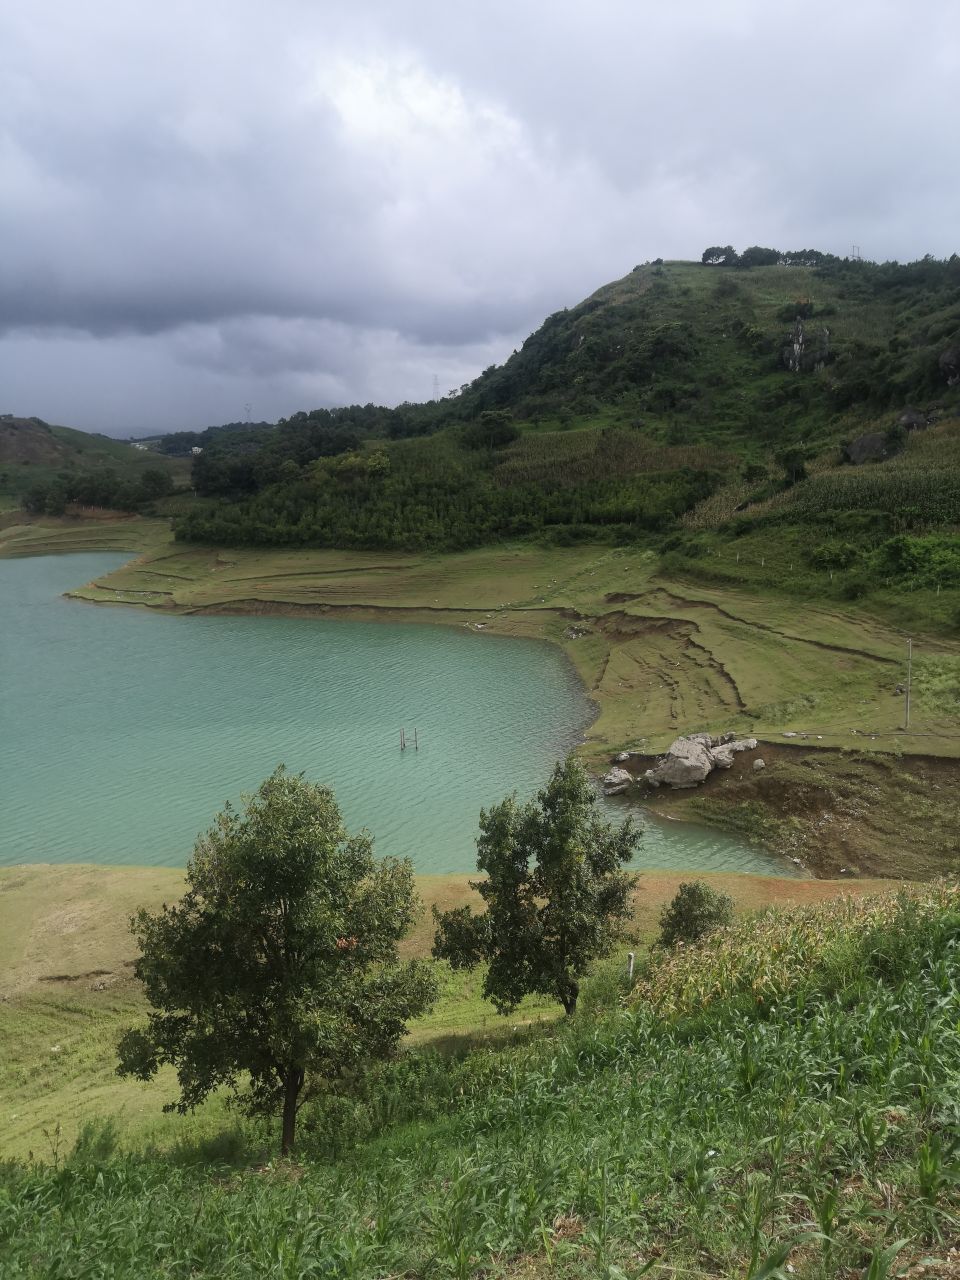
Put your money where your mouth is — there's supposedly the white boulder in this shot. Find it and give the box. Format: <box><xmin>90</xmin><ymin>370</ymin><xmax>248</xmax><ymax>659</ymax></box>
<box><xmin>643</xmin><ymin>734</ymin><xmax>760</xmax><ymax>789</ymax></box>
<box><xmin>602</xmin><ymin>767</ymin><xmax>633</xmax><ymax>795</ymax></box>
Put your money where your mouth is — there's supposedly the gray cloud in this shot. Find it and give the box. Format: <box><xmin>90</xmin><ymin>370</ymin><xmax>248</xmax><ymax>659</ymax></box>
<box><xmin>1</xmin><ymin>0</ymin><xmax>957</xmax><ymax>433</ymax></box>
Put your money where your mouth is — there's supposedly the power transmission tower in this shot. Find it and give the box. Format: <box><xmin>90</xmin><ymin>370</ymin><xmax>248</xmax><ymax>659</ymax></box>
<box><xmin>432</xmin><ymin>375</ymin><xmax>440</xmax><ymax>402</ymax></box>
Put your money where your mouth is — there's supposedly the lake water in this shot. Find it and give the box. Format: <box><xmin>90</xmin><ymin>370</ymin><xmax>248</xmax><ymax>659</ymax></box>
<box><xmin>0</xmin><ymin>553</ymin><xmax>793</xmax><ymax>876</ymax></box>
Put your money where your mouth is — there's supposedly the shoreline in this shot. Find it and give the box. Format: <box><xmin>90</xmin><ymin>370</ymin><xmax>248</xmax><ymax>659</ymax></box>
<box><xmin>4</xmin><ymin>517</ymin><xmax>960</xmax><ymax>881</ymax></box>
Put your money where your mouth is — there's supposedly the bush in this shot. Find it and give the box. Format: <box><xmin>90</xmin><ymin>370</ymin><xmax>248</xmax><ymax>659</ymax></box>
<box><xmin>658</xmin><ymin>881</ymin><xmax>734</xmax><ymax>948</ymax></box>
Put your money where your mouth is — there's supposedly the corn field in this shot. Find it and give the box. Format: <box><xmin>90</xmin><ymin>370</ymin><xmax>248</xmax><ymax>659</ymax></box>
<box><xmin>3</xmin><ymin>884</ymin><xmax>959</xmax><ymax>1276</ymax></box>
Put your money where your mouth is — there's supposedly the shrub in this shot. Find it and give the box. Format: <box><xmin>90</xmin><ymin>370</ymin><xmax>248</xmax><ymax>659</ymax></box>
<box><xmin>658</xmin><ymin>881</ymin><xmax>734</xmax><ymax>948</ymax></box>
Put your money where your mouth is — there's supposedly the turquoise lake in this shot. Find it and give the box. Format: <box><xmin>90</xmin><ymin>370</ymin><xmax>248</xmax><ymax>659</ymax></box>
<box><xmin>0</xmin><ymin>553</ymin><xmax>793</xmax><ymax>876</ymax></box>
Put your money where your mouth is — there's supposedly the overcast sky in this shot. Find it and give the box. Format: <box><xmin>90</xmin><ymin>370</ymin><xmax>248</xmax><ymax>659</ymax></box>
<box><xmin>1</xmin><ymin>1</ymin><xmax>958</xmax><ymax>436</ymax></box>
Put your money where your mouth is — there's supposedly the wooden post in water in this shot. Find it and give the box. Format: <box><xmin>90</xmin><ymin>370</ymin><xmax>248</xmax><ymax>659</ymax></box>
<box><xmin>400</xmin><ymin>728</ymin><xmax>406</xmax><ymax>751</ymax></box>
<box><xmin>414</xmin><ymin>728</ymin><xmax>419</xmax><ymax>751</ymax></box>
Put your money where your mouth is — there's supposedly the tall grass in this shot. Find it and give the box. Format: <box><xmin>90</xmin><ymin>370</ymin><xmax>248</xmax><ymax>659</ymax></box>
<box><xmin>495</xmin><ymin>428</ymin><xmax>732</xmax><ymax>489</ymax></box>
<box><xmin>2</xmin><ymin>886</ymin><xmax>958</xmax><ymax>1277</ymax></box>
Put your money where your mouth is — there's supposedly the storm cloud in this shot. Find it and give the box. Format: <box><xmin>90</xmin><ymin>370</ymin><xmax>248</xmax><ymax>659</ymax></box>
<box><xmin>1</xmin><ymin>0</ymin><xmax>957</xmax><ymax>433</ymax></box>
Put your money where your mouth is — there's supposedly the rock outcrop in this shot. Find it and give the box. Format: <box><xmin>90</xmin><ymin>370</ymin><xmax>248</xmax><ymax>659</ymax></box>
<box><xmin>939</xmin><ymin>345</ymin><xmax>960</xmax><ymax>386</ymax></box>
<box><xmin>843</xmin><ymin>432</ymin><xmax>888</xmax><ymax>465</ymax></box>
<box><xmin>601</xmin><ymin>767</ymin><xmax>633</xmax><ymax>795</ymax></box>
<box><xmin>643</xmin><ymin>733</ymin><xmax>758</xmax><ymax>789</ymax></box>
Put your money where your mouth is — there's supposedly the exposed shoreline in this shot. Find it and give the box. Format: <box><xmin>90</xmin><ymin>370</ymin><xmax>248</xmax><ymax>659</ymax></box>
<box><xmin>5</xmin><ymin>517</ymin><xmax>960</xmax><ymax>881</ymax></box>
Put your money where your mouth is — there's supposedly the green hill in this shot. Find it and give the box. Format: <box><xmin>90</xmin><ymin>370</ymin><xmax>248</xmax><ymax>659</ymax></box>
<box><xmin>0</xmin><ymin>416</ymin><xmax>187</xmax><ymax>514</ymax></box>
<box><xmin>171</xmin><ymin>255</ymin><xmax>960</xmax><ymax>567</ymax></box>
<box><xmin>459</xmin><ymin>254</ymin><xmax>960</xmax><ymax>444</ymax></box>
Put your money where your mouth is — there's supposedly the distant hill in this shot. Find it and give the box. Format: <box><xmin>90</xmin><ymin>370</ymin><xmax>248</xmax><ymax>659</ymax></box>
<box><xmin>148</xmin><ymin>420</ymin><xmax>277</xmax><ymax>456</ymax></box>
<box><xmin>0</xmin><ymin>415</ymin><xmax>185</xmax><ymax>511</ymax></box>
<box><xmin>0</xmin><ymin>416</ymin><xmax>145</xmax><ymax>467</ymax></box>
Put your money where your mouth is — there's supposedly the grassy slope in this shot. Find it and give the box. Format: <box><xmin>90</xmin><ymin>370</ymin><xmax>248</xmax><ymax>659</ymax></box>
<box><xmin>0</xmin><ymin>864</ymin><xmax>891</xmax><ymax>1161</ymax></box>
<box><xmin>465</xmin><ymin>258</ymin><xmax>959</xmax><ymax>449</ymax></box>
<box><xmin>0</xmin><ymin>419</ymin><xmax>188</xmax><ymax>506</ymax></box>
<box><xmin>3</xmin><ymin>884</ymin><xmax>958</xmax><ymax>1277</ymax></box>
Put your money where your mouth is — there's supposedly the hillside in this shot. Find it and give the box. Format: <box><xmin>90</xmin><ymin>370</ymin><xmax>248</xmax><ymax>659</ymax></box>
<box><xmin>0</xmin><ymin>416</ymin><xmax>187</xmax><ymax>513</ymax></box>
<box><xmin>3</xmin><ymin>883</ymin><xmax>958</xmax><ymax>1275</ymax></box>
<box><xmin>460</xmin><ymin>254</ymin><xmax>960</xmax><ymax>442</ymax></box>
<box><xmin>169</xmin><ymin>255</ymin><xmax>960</xmax><ymax>606</ymax></box>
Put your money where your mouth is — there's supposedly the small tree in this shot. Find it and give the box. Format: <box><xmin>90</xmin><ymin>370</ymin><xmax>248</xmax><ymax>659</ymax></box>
<box><xmin>433</xmin><ymin>758</ymin><xmax>639</xmax><ymax>1016</ymax></box>
<box><xmin>658</xmin><ymin>881</ymin><xmax>733</xmax><ymax>948</ymax></box>
<box><xmin>701</xmin><ymin>245</ymin><xmax>739</xmax><ymax>266</ymax></box>
<box><xmin>117</xmin><ymin>767</ymin><xmax>437</xmax><ymax>1155</ymax></box>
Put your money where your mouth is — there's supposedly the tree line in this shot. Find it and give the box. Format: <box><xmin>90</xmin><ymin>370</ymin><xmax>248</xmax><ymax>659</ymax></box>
<box><xmin>22</xmin><ymin>466</ymin><xmax>174</xmax><ymax>515</ymax></box>
<box><xmin>175</xmin><ymin>427</ymin><xmax>722</xmax><ymax>551</ymax></box>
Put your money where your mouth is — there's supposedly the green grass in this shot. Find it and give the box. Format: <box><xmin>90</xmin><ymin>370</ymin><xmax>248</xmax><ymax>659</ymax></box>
<box><xmin>0</xmin><ymin>864</ymin><xmax>890</xmax><ymax>1161</ymax></box>
<box><xmin>2</xmin><ymin>884</ymin><xmax>958</xmax><ymax>1277</ymax></box>
<box><xmin>0</xmin><ymin>419</ymin><xmax>189</xmax><ymax>505</ymax></box>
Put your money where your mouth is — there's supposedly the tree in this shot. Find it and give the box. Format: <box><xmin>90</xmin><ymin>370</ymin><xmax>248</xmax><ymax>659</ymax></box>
<box><xmin>701</xmin><ymin>245</ymin><xmax>739</xmax><ymax>266</ymax></box>
<box><xmin>432</xmin><ymin>758</ymin><xmax>639</xmax><ymax>1016</ymax></box>
<box><xmin>736</xmin><ymin>245</ymin><xmax>781</xmax><ymax>269</ymax></box>
<box><xmin>117</xmin><ymin>766</ymin><xmax>437</xmax><ymax>1155</ymax></box>
<box><xmin>658</xmin><ymin>881</ymin><xmax>733</xmax><ymax>948</ymax></box>
<box><xmin>775</xmin><ymin>445</ymin><xmax>808</xmax><ymax>486</ymax></box>
<box><xmin>137</xmin><ymin>467</ymin><xmax>175</xmax><ymax>501</ymax></box>
<box><xmin>462</xmin><ymin>410</ymin><xmax>520</xmax><ymax>450</ymax></box>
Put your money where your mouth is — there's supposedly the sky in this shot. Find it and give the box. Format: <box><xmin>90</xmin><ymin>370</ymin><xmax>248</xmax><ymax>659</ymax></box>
<box><xmin>1</xmin><ymin>2</ymin><xmax>958</xmax><ymax>437</ymax></box>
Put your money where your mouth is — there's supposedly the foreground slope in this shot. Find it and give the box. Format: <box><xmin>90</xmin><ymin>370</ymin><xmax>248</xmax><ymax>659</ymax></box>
<box><xmin>0</xmin><ymin>863</ymin><xmax>885</xmax><ymax>1159</ymax></box>
<box><xmin>3</xmin><ymin>885</ymin><xmax>958</xmax><ymax>1277</ymax></box>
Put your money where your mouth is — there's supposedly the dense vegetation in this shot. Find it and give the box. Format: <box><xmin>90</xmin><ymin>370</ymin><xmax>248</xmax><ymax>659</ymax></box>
<box><xmin>1</xmin><ymin>416</ymin><xmax>183</xmax><ymax>511</ymax></box>
<box><xmin>21</xmin><ymin>465</ymin><xmax>174</xmax><ymax>515</ymax></box>
<box><xmin>164</xmin><ymin>253</ymin><xmax>959</xmax><ymax>584</ymax></box>
<box><xmin>3</xmin><ymin>885</ymin><xmax>958</xmax><ymax>1276</ymax></box>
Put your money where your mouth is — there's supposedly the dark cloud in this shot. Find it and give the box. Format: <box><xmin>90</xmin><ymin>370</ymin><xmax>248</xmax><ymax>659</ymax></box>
<box><xmin>1</xmin><ymin>0</ymin><xmax>957</xmax><ymax>433</ymax></box>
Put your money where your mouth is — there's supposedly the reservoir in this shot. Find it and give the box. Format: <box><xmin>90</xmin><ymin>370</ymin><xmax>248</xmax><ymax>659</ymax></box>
<box><xmin>1</xmin><ymin>552</ymin><xmax>793</xmax><ymax>876</ymax></box>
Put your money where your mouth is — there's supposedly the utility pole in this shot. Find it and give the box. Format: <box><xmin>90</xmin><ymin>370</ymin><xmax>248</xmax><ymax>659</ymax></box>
<box><xmin>904</xmin><ymin>638</ymin><xmax>912</xmax><ymax>730</ymax></box>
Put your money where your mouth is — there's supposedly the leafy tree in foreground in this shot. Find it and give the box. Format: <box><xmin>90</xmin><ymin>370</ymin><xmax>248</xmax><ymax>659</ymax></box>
<box><xmin>658</xmin><ymin>880</ymin><xmax>733</xmax><ymax>948</ymax></box>
<box><xmin>433</xmin><ymin>758</ymin><xmax>639</xmax><ymax>1016</ymax></box>
<box><xmin>117</xmin><ymin>766</ymin><xmax>437</xmax><ymax>1155</ymax></box>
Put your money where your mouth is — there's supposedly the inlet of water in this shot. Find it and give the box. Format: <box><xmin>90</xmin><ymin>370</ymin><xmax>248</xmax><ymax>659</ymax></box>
<box><xmin>0</xmin><ymin>553</ymin><xmax>795</xmax><ymax>876</ymax></box>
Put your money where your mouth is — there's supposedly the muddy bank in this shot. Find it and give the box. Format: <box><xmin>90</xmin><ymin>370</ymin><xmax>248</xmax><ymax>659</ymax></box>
<box><xmin>611</xmin><ymin>741</ymin><xmax>960</xmax><ymax>881</ymax></box>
